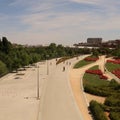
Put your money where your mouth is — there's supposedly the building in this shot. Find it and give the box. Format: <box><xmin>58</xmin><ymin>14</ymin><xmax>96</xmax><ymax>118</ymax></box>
<box><xmin>73</xmin><ymin>38</ymin><xmax>120</xmax><ymax>48</ymax></box>
<box><xmin>102</xmin><ymin>39</ymin><xmax>120</xmax><ymax>48</ymax></box>
<box><xmin>87</xmin><ymin>38</ymin><xmax>102</xmax><ymax>45</ymax></box>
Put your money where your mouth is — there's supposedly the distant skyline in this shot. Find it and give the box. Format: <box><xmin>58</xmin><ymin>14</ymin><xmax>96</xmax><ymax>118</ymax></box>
<box><xmin>0</xmin><ymin>0</ymin><xmax>120</xmax><ymax>45</ymax></box>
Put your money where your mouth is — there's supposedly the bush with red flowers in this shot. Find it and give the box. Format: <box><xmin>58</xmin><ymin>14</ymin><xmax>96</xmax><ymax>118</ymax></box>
<box><xmin>100</xmin><ymin>75</ymin><xmax>108</xmax><ymax>79</ymax></box>
<box><xmin>85</xmin><ymin>69</ymin><xmax>102</xmax><ymax>75</ymax></box>
<box><xmin>112</xmin><ymin>69</ymin><xmax>120</xmax><ymax>79</ymax></box>
<box><xmin>84</xmin><ymin>57</ymin><xmax>99</xmax><ymax>61</ymax></box>
<box><xmin>85</xmin><ymin>69</ymin><xmax>108</xmax><ymax>80</ymax></box>
<box><xmin>107</xmin><ymin>59</ymin><xmax>120</xmax><ymax>64</ymax></box>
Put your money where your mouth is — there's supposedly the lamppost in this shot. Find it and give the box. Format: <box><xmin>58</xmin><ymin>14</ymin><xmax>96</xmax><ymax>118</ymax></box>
<box><xmin>37</xmin><ymin>65</ymin><xmax>40</xmax><ymax>100</ymax></box>
<box><xmin>104</xmin><ymin>55</ymin><xmax>106</xmax><ymax>74</ymax></box>
<box><xmin>46</xmin><ymin>55</ymin><xmax>49</xmax><ymax>75</ymax></box>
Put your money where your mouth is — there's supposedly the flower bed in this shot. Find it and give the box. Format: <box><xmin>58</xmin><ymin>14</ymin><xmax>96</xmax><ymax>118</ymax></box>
<box><xmin>106</xmin><ymin>59</ymin><xmax>120</xmax><ymax>78</ymax></box>
<box><xmin>107</xmin><ymin>59</ymin><xmax>120</xmax><ymax>64</ymax></box>
<box><xmin>84</xmin><ymin>57</ymin><xmax>99</xmax><ymax>61</ymax></box>
<box><xmin>112</xmin><ymin>69</ymin><xmax>120</xmax><ymax>79</ymax></box>
<box><xmin>85</xmin><ymin>69</ymin><xmax>108</xmax><ymax>80</ymax></box>
<box><xmin>85</xmin><ymin>69</ymin><xmax>102</xmax><ymax>75</ymax></box>
<box><xmin>100</xmin><ymin>75</ymin><xmax>108</xmax><ymax>79</ymax></box>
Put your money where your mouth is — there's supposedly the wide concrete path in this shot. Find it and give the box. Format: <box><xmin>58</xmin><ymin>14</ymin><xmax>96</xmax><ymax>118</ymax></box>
<box><xmin>0</xmin><ymin>61</ymin><xmax>47</xmax><ymax>120</ymax></box>
<box><xmin>39</xmin><ymin>56</ymin><xmax>89</xmax><ymax>120</ymax></box>
<box><xmin>0</xmin><ymin>56</ymin><xmax>89</xmax><ymax>120</ymax></box>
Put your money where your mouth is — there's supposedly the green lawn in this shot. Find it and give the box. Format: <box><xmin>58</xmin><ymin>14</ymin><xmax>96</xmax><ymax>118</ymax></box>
<box><xmin>89</xmin><ymin>65</ymin><xmax>99</xmax><ymax>70</ymax></box>
<box><xmin>74</xmin><ymin>59</ymin><xmax>93</xmax><ymax>68</ymax></box>
<box><xmin>83</xmin><ymin>65</ymin><xmax>109</xmax><ymax>87</ymax></box>
<box><xmin>105</xmin><ymin>62</ymin><xmax>120</xmax><ymax>72</ymax></box>
<box><xmin>83</xmin><ymin>73</ymin><xmax>109</xmax><ymax>87</ymax></box>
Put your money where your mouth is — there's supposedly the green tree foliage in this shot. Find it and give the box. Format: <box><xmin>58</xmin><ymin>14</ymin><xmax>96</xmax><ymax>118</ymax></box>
<box><xmin>109</xmin><ymin>112</ymin><xmax>120</xmax><ymax>120</ymax></box>
<box><xmin>57</xmin><ymin>44</ymin><xmax>66</xmax><ymax>57</ymax></box>
<box><xmin>0</xmin><ymin>60</ymin><xmax>8</xmax><ymax>76</ymax></box>
<box><xmin>89</xmin><ymin>100</ymin><xmax>108</xmax><ymax>120</ymax></box>
<box><xmin>92</xmin><ymin>48</ymin><xmax>99</xmax><ymax>57</ymax></box>
<box><xmin>104</xmin><ymin>95</ymin><xmax>120</xmax><ymax>107</ymax></box>
<box><xmin>0</xmin><ymin>37</ymin><xmax>92</xmax><ymax>76</ymax></box>
<box><xmin>111</xmin><ymin>48</ymin><xmax>120</xmax><ymax>58</ymax></box>
<box><xmin>1</xmin><ymin>37</ymin><xmax>12</xmax><ymax>54</ymax></box>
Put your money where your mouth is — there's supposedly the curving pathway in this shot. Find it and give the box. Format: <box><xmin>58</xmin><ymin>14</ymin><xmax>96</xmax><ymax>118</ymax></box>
<box><xmin>69</xmin><ymin>56</ymin><xmax>115</xmax><ymax>120</ymax></box>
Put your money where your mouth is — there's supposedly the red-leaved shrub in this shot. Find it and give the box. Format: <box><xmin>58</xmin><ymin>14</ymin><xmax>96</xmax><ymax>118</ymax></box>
<box><xmin>85</xmin><ymin>69</ymin><xmax>108</xmax><ymax>80</ymax></box>
<box><xmin>84</xmin><ymin>57</ymin><xmax>99</xmax><ymax>61</ymax></box>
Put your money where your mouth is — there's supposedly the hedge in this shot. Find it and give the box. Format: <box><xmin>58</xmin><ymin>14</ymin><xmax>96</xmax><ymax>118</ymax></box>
<box><xmin>109</xmin><ymin>112</ymin><xmax>120</xmax><ymax>120</ymax></box>
<box><xmin>84</xmin><ymin>85</ymin><xmax>111</xmax><ymax>97</ymax></box>
<box><xmin>89</xmin><ymin>100</ymin><xmax>108</xmax><ymax>120</ymax></box>
<box><xmin>104</xmin><ymin>95</ymin><xmax>120</xmax><ymax>107</ymax></box>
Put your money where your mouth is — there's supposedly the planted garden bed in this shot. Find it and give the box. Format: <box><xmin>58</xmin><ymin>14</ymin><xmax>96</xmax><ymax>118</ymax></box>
<box><xmin>83</xmin><ymin>65</ymin><xmax>120</xmax><ymax>120</ymax></box>
<box><xmin>106</xmin><ymin>59</ymin><xmax>120</xmax><ymax>79</ymax></box>
<box><xmin>74</xmin><ymin>56</ymin><xmax>99</xmax><ymax>68</ymax></box>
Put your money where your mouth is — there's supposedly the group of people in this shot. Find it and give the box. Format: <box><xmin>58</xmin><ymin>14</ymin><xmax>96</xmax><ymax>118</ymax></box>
<box><xmin>63</xmin><ymin>61</ymin><xmax>71</xmax><ymax>71</ymax></box>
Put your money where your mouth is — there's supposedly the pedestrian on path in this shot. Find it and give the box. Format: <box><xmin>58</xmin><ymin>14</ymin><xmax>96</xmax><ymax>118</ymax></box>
<box><xmin>76</xmin><ymin>57</ymin><xmax>79</xmax><ymax>60</ymax></box>
<box><xmin>63</xmin><ymin>66</ymin><xmax>65</xmax><ymax>71</ymax></box>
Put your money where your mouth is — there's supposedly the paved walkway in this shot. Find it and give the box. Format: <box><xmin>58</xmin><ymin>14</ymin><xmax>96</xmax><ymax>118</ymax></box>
<box><xmin>38</xmin><ymin>57</ymin><xmax>88</xmax><ymax>120</ymax></box>
<box><xmin>0</xmin><ymin>61</ymin><xmax>47</xmax><ymax>120</ymax></box>
<box><xmin>1</xmin><ymin>55</ymin><xmax>112</xmax><ymax>120</ymax></box>
<box><xmin>69</xmin><ymin>56</ymin><xmax>112</xmax><ymax>120</ymax></box>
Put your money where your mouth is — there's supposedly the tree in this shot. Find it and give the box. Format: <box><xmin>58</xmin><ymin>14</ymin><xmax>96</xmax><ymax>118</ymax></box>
<box><xmin>48</xmin><ymin>43</ymin><xmax>57</xmax><ymax>58</ymax></box>
<box><xmin>57</xmin><ymin>44</ymin><xmax>66</xmax><ymax>57</ymax></box>
<box><xmin>92</xmin><ymin>49</ymin><xmax>99</xmax><ymax>57</ymax></box>
<box><xmin>12</xmin><ymin>58</ymin><xmax>21</xmax><ymax>71</ymax></box>
<box><xmin>0</xmin><ymin>60</ymin><xmax>8</xmax><ymax>76</ymax></box>
<box><xmin>90</xmin><ymin>100</ymin><xmax>108</xmax><ymax>120</ymax></box>
<box><xmin>20</xmin><ymin>51</ymin><xmax>29</xmax><ymax>67</ymax></box>
<box><xmin>2</xmin><ymin>37</ymin><xmax>12</xmax><ymax>54</ymax></box>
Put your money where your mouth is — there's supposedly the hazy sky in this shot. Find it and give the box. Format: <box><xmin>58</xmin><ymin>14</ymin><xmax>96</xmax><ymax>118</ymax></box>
<box><xmin>0</xmin><ymin>0</ymin><xmax>120</xmax><ymax>45</ymax></box>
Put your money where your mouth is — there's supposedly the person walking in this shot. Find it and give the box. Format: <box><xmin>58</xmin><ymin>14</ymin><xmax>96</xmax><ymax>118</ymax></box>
<box><xmin>63</xmin><ymin>66</ymin><xmax>65</xmax><ymax>71</ymax></box>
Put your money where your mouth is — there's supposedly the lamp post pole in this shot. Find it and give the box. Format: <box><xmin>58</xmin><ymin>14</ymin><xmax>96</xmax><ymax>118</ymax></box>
<box><xmin>37</xmin><ymin>65</ymin><xmax>40</xmax><ymax>100</ymax></box>
<box><xmin>47</xmin><ymin>60</ymin><xmax>49</xmax><ymax>75</ymax></box>
<box><xmin>46</xmin><ymin>55</ymin><xmax>49</xmax><ymax>75</ymax></box>
<box><xmin>104</xmin><ymin>55</ymin><xmax>106</xmax><ymax>73</ymax></box>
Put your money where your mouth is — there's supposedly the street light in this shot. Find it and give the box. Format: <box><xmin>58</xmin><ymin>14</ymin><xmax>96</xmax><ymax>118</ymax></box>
<box><xmin>46</xmin><ymin>55</ymin><xmax>49</xmax><ymax>75</ymax></box>
<box><xmin>37</xmin><ymin>65</ymin><xmax>40</xmax><ymax>100</ymax></box>
<box><xmin>104</xmin><ymin>55</ymin><xmax>106</xmax><ymax>74</ymax></box>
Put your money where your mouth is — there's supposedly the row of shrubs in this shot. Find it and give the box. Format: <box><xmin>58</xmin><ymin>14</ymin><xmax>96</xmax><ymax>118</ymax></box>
<box><xmin>89</xmin><ymin>101</ymin><xmax>120</xmax><ymax>120</ymax></box>
<box><xmin>105</xmin><ymin>95</ymin><xmax>120</xmax><ymax>107</ymax></box>
<box><xmin>84</xmin><ymin>79</ymin><xmax>120</xmax><ymax>96</ymax></box>
<box><xmin>89</xmin><ymin>100</ymin><xmax>108</xmax><ymax>120</ymax></box>
<box><xmin>109</xmin><ymin>112</ymin><xmax>120</xmax><ymax>120</ymax></box>
<box><xmin>84</xmin><ymin>85</ymin><xmax>111</xmax><ymax>97</ymax></box>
